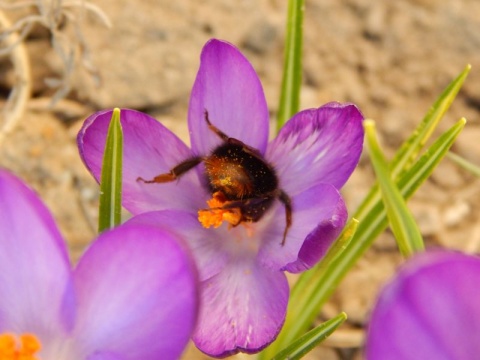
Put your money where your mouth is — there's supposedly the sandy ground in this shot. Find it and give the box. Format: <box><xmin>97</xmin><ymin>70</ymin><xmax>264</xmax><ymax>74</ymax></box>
<box><xmin>1</xmin><ymin>1</ymin><xmax>480</xmax><ymax>359</ymax></box>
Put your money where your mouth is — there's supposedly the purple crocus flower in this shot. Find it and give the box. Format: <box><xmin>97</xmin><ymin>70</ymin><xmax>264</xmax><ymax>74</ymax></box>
<box><xmin>77</xmin><ymin>39</ymin><xmax>364</xmax><ymax>356</ymax></box>
<box><xmin>0</xmin><ymin>170</ymin><xmax>198</xmax><ymax>360</ymax></box>
<box><xmin>366</xmin><ymin>250</ymin><xmax>480</xmax><ymax>360</ymax></box>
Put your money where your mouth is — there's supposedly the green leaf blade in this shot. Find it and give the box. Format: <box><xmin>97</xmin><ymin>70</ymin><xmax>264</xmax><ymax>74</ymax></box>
<box><xmin>364</xmin><ymin>119</ymin><xmax>424</xmax><ymax>257</ymax></box>
<box><xmin>391</xmin><ymin>64</ymin><xmax>470</xmax><ymax>177</ymax></box>
<box><xmin>98</xmin><ymin>108</ymin><xmax>123</xmax><ymax>233</ymax></box>
<box><xmin>265</xmin><ymin>117</ymin><xmax>466</xmax><ymax>354</ymax></box>
<box><xmin>354</xmin><ymin>64</ymin><xmax>470</xmax><ymax>222</ymax></box>
<box><xmin>447</xmin><ymin>151</ymin><xmax>480</xmax><ymax>177</ymax></box>
<box><xmin>311</xmin><ymin>117</ymin><xmax>466</xmax><ymax>319</ymax></box>
<box><xmin>272</xmin><ymin>313</ymin><xmax>347</xmax><ymax>360</ymax></box>
<box><xmin>276</xmin><ymin>0</ymin><xmax>304</xmax><ymax>130</ymax></box>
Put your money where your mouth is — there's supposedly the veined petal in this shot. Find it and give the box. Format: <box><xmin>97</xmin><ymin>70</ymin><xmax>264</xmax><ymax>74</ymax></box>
<box><xmin>366</xmin><ymin>251</ymin><xmax>480</xmax><ymax>360</ymax></box>
<box><xmin>77</xmin><ymin>109</ymin><xmax>204</xmax><ymax>214</ymax></box>
<box><xmin>193</xmin><ymin>257</ymin><xmax>288</xmax><ymax>357</ymax></box>
<box><xmin>266</xmin><ymin>103</ymin><xmax>364</xmax><ymax>195</ymax></box>
<box><xmin>188</xmin><ymin>39</ymin><xmax>269</xmax><ymax>155</ymax></box>
<box><xmin>72</xmin><ymin>224</ymin><xmax>198</xmax><ymax>360</ymax></box>
<box><xmin>257</xmin><ymin>183</ymin><xmax>347</xmax><ymax>272</ymax></box>
<box><xmin>124</xmin><ymin>210</ymin><xmax>228</xmax><ymax>281</ymax></box>
<box><xmin>0</xmin><ymin>170</ymin><xmax>74</xmax><ymax>338</ymax></box>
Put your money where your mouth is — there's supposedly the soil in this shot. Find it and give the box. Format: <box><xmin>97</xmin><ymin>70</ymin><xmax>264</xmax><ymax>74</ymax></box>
<box><xmin>1</xmin><ymin>1</ymin><xmax>480</xmax><ymax>359</ymax></box>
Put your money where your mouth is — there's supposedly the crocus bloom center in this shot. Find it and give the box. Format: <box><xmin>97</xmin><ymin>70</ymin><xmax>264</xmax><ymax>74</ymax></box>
<box><xmin>198</xmin><ymin>191</ymin><xmax>242</xmax><ymax>228</ymax></box>
<box><xmin>0</xmin><ymin>333</ymin><xmax>41</xmax><ymax>360</ymax></box>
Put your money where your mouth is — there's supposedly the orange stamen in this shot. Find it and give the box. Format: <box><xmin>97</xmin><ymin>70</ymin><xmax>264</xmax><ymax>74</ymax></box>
<box><xmin>198</xmin><ymin>192</ymin><xmax>242</xmax><ymax>229</ymax></box>
<box><xmin>0</xmin><ymin>333</ymin><xmax>41</xmax><ymax>360</ymax></box>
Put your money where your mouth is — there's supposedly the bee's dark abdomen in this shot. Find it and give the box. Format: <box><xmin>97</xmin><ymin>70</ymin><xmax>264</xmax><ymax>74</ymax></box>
<box><xmin>241</xmin><ymin>196</ymin><xmax>276</xmax><ymax>222</ymax></box>
<box><xmin>206</xmin><ymin>143</ymin><xmax>278</xmax><ymax>200</ymax></box>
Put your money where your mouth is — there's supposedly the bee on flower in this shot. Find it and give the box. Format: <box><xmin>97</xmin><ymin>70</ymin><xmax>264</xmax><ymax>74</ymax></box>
<box><xmin>78</xmin><ymin>39</ymin><xmax>364</xmax><ymax>356</ymax></box>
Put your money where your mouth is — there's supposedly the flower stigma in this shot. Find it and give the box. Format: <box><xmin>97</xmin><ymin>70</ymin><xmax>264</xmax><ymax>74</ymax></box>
<box><xmin>0</xmin><ymin>333</ymin><xmax>41</xmax><ymax>360</ymax></box>
<box><xmin>198</xmin><ymin>191</ymin><xmax>242</xmax><ymax>229</ymax></box>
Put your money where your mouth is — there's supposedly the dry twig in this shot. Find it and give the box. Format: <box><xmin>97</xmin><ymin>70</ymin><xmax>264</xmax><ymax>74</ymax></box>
<box><xmin>0</xmin><ymin>0</ymin><xmax>110</xmax><ymax>142</ymax></box>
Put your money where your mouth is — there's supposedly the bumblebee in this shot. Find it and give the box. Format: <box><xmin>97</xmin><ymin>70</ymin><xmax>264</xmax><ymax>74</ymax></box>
<box><xmin>138</xmin><ymin>111</ymin><xmax>292</xmax><ymax>245</ymax></box>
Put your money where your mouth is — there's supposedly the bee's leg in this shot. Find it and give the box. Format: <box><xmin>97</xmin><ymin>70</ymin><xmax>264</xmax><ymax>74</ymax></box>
<box><xmin>137</xmin><ymin>156</ymin><xmax>203</xmax><ymax>183</ymax></box>
<box><xmin>204</xmin><ymin>110</ymin><xmax>262</xmax><ymax>154</ymax></box>
<box><xmin>204</xmin><ymin>110</ymin><xmax>230</xmax><ymax>142</ymax></box>
<box><xmin>223</xmin><ymin>192</ymin><xmax>292</xmax><ymax>246</ymax></box>
<box><xmin>278</xmin><ymin>190</ymin><xmax>292</xmax><ymax>246</ymax></box>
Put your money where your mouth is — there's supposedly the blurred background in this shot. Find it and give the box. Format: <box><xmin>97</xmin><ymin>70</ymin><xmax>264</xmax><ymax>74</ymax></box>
<box><xmin>1</xmin><ymin>1</ymin><xmax>480</xmax><ymax>359</ymax></box>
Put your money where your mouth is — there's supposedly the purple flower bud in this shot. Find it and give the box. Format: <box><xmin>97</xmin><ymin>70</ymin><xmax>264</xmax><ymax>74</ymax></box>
<box><xmin>0</xmin><ymin>170</ymin><xmax>198</xmax><ymax>359</ymax></box>
<box><xmin>366</xmin><ymin>250</ymin><xmax>480</xmax><ymax>360</ymax></box>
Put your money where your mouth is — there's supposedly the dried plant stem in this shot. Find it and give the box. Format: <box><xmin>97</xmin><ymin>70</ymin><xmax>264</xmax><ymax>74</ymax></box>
<box><xmin>0</xmin><ymin>9</ymin><xmax>31</xmax><ymax>146</ymax></box>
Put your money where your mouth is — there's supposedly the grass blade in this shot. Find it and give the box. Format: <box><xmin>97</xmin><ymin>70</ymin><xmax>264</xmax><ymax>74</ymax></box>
<box><xmin>354</xmin><ymin>65</ymin><xmax>470</xmax><ymax>221</ymax></box>
<box><xmin>264</xmin><ymin>118</ymin><xmax>466</xmax><ymax>353</ymax></box>
<box><xmin>272</xmin><ymin>313</ymin><xmax>347</xmax><ymax>360</ymax></box>
<box><xmin>264</xmin><ymin>67</ymin><xmax>469</xmax><ymax>353</ymax></box>
<box><xmin>276</xmin><ymin>0</ymin><xmax>304</xmax><ymax>130</ymax></box>
<box><xmin>447</xmin><ymin>151</ymin><xmax>480</xmax><ymax>177</ymax></box>
<box><xmin>391</xmin><ymin>65</ymin><xmax>470</xmax><ymax>176</ymax></box>
<box><xmin>98</xmin><ymin>108</ymin><xmax>123</xmax><ymax>232</ymax></box>
<box><xmin>364</xmin><ymin>119</ymin><xmax>424</xmax><ymax>257</ymax></box>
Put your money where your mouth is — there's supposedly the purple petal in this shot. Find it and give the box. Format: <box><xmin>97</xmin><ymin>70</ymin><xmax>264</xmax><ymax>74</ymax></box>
<box><xmin>188</xmin><ymin>39</ymin><xmax>269</xmax><ymax>155</ymax></box>
<box><xmin>366</xmin><ymin>251</ymin><xmax>480</xmax><ymax>360</ymax></box>
<box><xmin>193</xmin><ymin>257</ymin><xmax>289</xmax><ymax>357</ymax></box>
<box><xmin>124</xmin><ymin>210</ymin><xmax>228</xmax><ymax>281</ymax></box>
<box><xmin>87</xmin><ymin>353</ymin><xmax>124</xmax><ymax>360</ymax></box>
<box><xmin>0</xmin><ymin>170</ymin><xmax>74</xmax><ymax>338</ymax></box>
<box><xmin>77</xmin><ymin>109</ymin><xmax>205</xmax><ymax>214</ymax></box>
<box><xmin>72</xmin><ymin>224</ymin><xmax>198</xmax><ymax>360</ymax></box>
<box><xmin>257</xmin><ymin>183</ymin><xmax>347</xmax><ymax>272</ymax></box>
<box><xmin>266</xmin><ymin>103</ymin><xmax>364</xmax><ymax>195</ymax></box>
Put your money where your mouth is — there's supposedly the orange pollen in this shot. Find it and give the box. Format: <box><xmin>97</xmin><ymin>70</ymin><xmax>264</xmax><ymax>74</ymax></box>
<box><xmin>0</xmin><ymin>333</ymin><xmax>41</xmax><ymax>360</ymax></box>
<box><xmin>198</xmin><ymin>192</ymin><xmax>242</xmax><ymax>229</ymax></box>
